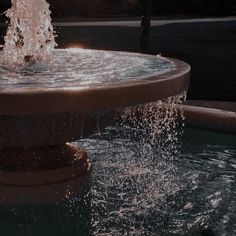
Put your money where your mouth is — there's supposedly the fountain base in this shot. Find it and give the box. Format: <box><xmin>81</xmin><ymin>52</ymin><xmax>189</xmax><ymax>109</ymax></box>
<box><xmin>0</xmin><ymin>143</ymin><xmax>91</xmax><ymax>186</ymax></box>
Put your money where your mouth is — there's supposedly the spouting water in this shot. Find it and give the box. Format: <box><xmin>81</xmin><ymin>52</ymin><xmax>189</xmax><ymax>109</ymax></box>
<box><xmin>3</xmin><ymin>0</ymin><xmax>56</xmax><ymax>67</ymax></box>
<box><xmin>1</xmin><ymin>0</ymin><xmax>175</xmax><ymax>84</ymax></box>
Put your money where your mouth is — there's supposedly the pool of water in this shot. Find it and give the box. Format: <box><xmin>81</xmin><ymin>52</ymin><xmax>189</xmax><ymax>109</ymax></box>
<box><xmin>0</xmin><ymin>126</ymin><xmax>236</xmax><ymax>235</ymax></box>
<box><xmin>0</xmin><ymin>49</ymin><xmax>174</xmax><ymax>90</ymax></box>
<box><xmin>0</xmin><ymin>126</ymin><xmax>235</xmax><ymax>236</ymax></box>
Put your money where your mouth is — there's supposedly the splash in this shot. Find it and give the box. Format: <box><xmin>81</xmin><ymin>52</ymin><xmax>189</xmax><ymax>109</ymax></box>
<box><xmin>121</xmin><ymin>92</ymin><xmax>186</xmax><ymax>160</ymax></box>
<box><xmin>86</xmin><ymin>92</ymin><xmax>187</xmax><ymax>235</ymax></box>
<box><xmin>3</xmin><ymin>0</ymin><xmax>56</xmax><ymax>67</ymax></box>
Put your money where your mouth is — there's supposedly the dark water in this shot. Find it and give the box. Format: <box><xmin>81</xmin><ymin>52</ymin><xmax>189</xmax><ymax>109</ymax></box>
<box><xmin>0</xmin><ymin>126</ymin><xmax>235</xmax><ymax>236</ymax></box>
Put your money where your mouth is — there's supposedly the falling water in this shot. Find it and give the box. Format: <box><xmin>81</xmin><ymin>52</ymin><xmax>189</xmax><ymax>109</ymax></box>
<box><xmin>77</xmin><ymin>93</ymin><xmax>187</xmax><ymax>235</ymax></box>
<box><xmin>1</xmin><ymin>92</ymin><xmax>236</xmax><ymax>235</ymax></box>
<box><xmin>3</xmin><ymin>0</ymin><xmax>56</xmax><ymax>67</ymax></box>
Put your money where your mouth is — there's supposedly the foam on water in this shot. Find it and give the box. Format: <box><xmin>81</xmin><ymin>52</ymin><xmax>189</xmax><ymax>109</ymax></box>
<box><xmin>0</xmin><ymin>49</ymin><xmax>175</xmax><ymax>90</ymax></box>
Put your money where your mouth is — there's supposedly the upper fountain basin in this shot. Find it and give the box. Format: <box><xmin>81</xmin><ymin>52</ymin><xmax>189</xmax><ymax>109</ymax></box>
<box><xmin>0</xmin><ymin>49</ymin><xmax>190</xmax><ymax>148</ymax></box>
<box><xmin>0</xmin><ymin>49</ymin><xmax>190</xmax><ymax>115</ymax></box>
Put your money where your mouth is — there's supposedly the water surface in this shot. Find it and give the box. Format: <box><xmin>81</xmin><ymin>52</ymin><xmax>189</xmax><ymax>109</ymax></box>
<box><xmin>0</xmin><ymin>127</ymin><xmax>235</xmax><ymax>236</ymax></box>
<box><xmin>0</xmin><ymin>49</ymin><xmax>174</xmax><ymax>91</ymax></box>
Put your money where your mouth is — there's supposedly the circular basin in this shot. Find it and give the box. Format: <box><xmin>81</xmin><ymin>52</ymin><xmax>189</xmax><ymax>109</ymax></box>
<box><xmin>0</xmin><ymin>49</ymin><xmax>190</xmax><ymax>148</ymax></box>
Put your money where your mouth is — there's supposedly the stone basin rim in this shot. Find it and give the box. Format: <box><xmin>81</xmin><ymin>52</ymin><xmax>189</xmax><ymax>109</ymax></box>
<box><xmin>0</xmin><ymin>57</ymin><xmax>190</xmax><ymax>115</ymax></box>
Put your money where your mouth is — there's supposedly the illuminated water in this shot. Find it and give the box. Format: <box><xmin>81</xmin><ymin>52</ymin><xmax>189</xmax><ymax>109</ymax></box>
<box><xmin>0</xmin><ymin>49</ymin><xmax>174</xmax><ymax>90</ymax></box>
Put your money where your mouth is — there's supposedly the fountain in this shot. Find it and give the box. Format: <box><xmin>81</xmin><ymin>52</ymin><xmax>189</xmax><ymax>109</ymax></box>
<box><xmin>1</xmin><ymin>2</ymin><xmax>236</xmax><ymax>236</ymax></box>
<box><xmin>0</xmin><ymin>0</ymin><xmax>190</xmax><ymax>187</ymax></box>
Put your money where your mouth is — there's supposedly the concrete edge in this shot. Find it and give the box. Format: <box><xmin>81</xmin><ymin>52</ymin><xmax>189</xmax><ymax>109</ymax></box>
<box><xmin>185</xmin><ymin>100</ymin><xmax>236</xmax><ymax>113</ymax></box>
<box><xmin>182</xmin><ymin>105</ymin><xmax>236</xmax><ymax>134</ymax></box>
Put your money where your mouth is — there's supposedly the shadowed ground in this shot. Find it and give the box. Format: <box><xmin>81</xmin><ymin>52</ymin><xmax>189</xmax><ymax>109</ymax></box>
<box><xmin>1</xmin><ymin>18</ymin><xmax>236</xmax><ymax>101</ymax></box>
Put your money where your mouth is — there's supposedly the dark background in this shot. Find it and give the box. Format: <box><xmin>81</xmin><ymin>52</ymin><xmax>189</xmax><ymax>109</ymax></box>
<box><xmin>1</xmin><ymin>0</ymin><xmax>236</xmax><ymax>17</ymax></box>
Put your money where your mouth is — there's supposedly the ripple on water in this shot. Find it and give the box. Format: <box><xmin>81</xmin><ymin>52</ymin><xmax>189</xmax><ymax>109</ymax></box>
<box><xmin>0</xmin><ymin>49</ymin><xmax>175</xmax><ymax>90</ymax></box>
<box><xmin>76</xmin><ymin>126</ymin><xmax>236</xmax><ymax>235</ymax></box>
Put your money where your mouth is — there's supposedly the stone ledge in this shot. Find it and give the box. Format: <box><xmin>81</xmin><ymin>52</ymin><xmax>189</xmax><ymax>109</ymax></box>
<box><xmin>182</xmin><ymin>104</ymin><xmax>236</xmax><ymax>134</ymax></box>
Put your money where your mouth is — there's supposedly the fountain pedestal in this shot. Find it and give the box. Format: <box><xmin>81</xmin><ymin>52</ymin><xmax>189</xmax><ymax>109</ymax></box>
<box><xmin>0</xmin><ymin>143</ymin><xmax>91</xmax><ymax>186</ymax></box>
